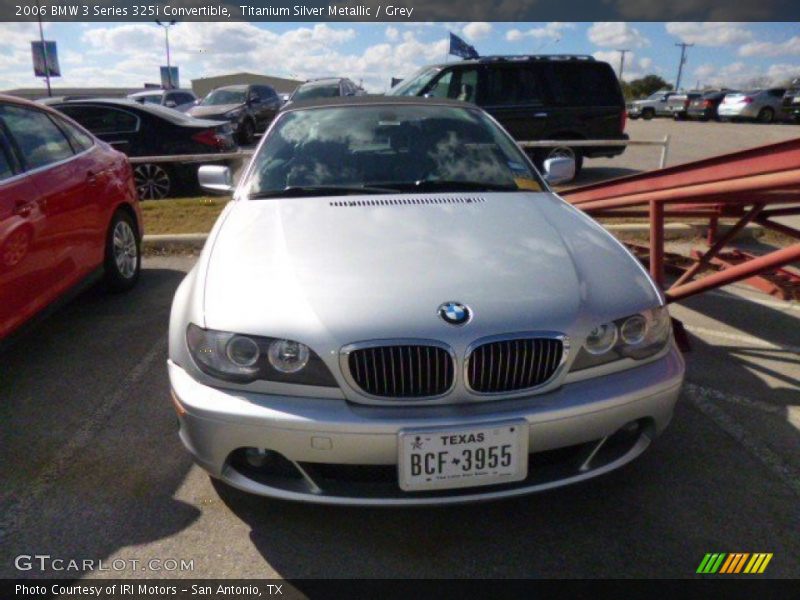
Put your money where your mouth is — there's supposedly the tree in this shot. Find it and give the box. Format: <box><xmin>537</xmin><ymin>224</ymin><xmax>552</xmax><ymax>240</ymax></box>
<box><xmin>623</xmin><ymin>75</ymin><xmax>673</xmax><ymax>100</ymax></box>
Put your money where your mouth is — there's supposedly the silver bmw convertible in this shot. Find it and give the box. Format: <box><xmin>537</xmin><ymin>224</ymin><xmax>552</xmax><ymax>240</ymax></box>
<box><xmin>168</xmin><ymin>96</ymin><xmax>684</xmax><ymax>505</ymax></box>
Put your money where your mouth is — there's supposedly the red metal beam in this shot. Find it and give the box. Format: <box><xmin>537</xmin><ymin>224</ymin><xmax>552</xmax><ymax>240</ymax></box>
<box><xmin>665</xmin><ymin>244</ymin><xmax>800</xmax><ymax>302</ymax></box>
<box><xmin>563</xmin><ymin>138</ymin><xmax>800</xmax><ymax>205</ymax></box>
<box><xmin>671</xmin><ymin>204</ymin><xmax>765</xmax><ymax>288</ymax></box>
<box><xmin>569</xmin><ymin>169</ymin><xmax>800</xmax><ymax>212</ymax></box>
<box><xmin>650</xmin><ymin>200</ymin><xmax>665</xmax><ymax>288</ymax></box>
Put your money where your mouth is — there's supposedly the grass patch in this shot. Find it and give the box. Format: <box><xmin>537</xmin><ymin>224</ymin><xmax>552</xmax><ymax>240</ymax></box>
<box><xmin>141</xmin><ymin>196</ymin><xmax>227</xmax><ymax>235</ymax></box>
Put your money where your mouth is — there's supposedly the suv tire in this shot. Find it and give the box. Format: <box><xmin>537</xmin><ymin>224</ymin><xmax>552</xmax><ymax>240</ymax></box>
<box><xmin>642</xmin><ymin>108</ymin><xmax>655</xmax><ymax>120</ymax></box>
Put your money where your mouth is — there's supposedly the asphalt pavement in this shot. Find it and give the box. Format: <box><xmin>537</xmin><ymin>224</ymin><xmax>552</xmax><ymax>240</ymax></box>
<box><xmin>1</xmin><ymin>253</ymin><xmax>798</xmax><ymax>580</ymax></box>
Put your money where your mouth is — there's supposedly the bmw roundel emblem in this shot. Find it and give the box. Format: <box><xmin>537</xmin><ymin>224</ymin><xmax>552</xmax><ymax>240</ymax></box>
<box><xmin>438</xmin><ymin>301</ymin><xmax>471</xmax><ymax>325</ymax></box>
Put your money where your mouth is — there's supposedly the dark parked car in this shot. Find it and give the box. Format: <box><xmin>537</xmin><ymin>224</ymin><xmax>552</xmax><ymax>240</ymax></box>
<box><xmin>128</xmin><ymin>89</ymin><xmax>198</xmax><ymax>112</ymax></box>
<box><xmin>282</xmin><ymin>77</ymin><xmax>365</xmax><ymax>109</ymax></box>
<box><xmin>666</xmin><ymin>92</ymin><xmax>701</xmax><ymax>120</ymax></box>
<box><xmin>686</xmin><ymin>90</ymin><xmax>736</xmax><ymax>121</ymax></box>
<box><xmin>52</xmin><ymin>99</ymin><xmax>236</xmax><ymax>199</ymax></box>
<box><xmin>188</xmin><ymin>84</ymin><xmax>281</xmax><ymax>145</ymax></box>
<box><xmin>782</xmin><ymin>79</ymin><xmax>800</xmax><ymax>123</ymax></box>
<box><xmin>387</xmin><ymin>55</ymin><xmax>628</xmax><ymax>178</ymax></box>
<box><xmin>0</xmin><ymin>95</ymin><xmax>142</xmax><ymax>341</ymax></box>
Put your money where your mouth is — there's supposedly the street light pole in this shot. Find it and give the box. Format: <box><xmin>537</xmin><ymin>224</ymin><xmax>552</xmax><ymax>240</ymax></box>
<box><xmin>155</xmin><ymin>20</ymin><xmax>177</xmax><ymax>89</ymax></box>
<box><xmin>675</xmin><ymin>42</ymin><xmax>694</xmax><ymax>91</ymax></box>
<box><xmin>616</xmin><ymin>49</ymin><xmax>630</xmax><ymax>81</ymax></box>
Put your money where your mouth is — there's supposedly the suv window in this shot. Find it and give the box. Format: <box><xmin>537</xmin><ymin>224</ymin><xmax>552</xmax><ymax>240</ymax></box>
<box><xmin>0</xmin><ymin>105</ymin><xmax>75</xmax><ymax>170</ymax></box>
<box><xmin>57</xmin><ymin>105</ymin><xmax>139</xmax><ymax>135</ymax></box>
<box><xmin>425</xmin><ymin>68</ymin><xmax>479</xmax><ymax>102</ymax></box>
<box><xmin>51</xmin><ymin>114</ymin><xmax>94</xmax><ymax>153</ymax></box>
<box><xmin>484</xmin><ymin>66</ymin><xmax>542</xmax><ymax>106</ymax></box>
<box><xmin>172</xmin><ymin>92</ymin><xmax>195</xmax><ymax>105</ymax></box>
<box><xmin>544</xmin><ymin>63</ymin><xmax>622</xmax><ymax>106</ymax></box>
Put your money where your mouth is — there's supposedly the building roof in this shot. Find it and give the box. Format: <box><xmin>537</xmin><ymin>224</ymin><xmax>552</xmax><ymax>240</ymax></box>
<box><xmin>2</xmin><ymin>87</ymin><xmax>141</xmax><ymax>101</ymax></box>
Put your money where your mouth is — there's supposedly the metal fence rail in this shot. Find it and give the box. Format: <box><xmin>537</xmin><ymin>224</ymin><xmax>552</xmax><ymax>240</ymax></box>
<box><xmin>518</xmin><ymin>136</ymin><xmax>671</xmax><ymax>169</ymax></box>
<box><xmin>127</xmin><ymin>136</ymin><xmax>672</xmax><ymax>169</ymax></box>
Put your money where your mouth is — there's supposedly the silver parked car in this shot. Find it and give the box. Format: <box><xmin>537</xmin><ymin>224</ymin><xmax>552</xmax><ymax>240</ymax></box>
<box><xmin>168</xmin><ymin>97</ymin><xmax>684</xmax><ymax>505</ymax></box>
<box><xmin>718</xmin><ymin>89</ymin><xmax>787</xmax><ymax>123</ymax></box>
<box><xmin>627</xmin><ymin>90</ymin><xmax>678</xmax><ymax>120</ymax></box>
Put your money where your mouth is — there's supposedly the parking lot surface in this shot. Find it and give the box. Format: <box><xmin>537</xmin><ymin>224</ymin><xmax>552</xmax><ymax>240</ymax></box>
<box><xmin>1</xmin><ymin>252</ymin><xmax>798</xmax><ymax>580</ymax></box>
<box><xmin>580</xmin><ymin>118</ymin><xmax>800</xmax><ymax>185</ymax></box>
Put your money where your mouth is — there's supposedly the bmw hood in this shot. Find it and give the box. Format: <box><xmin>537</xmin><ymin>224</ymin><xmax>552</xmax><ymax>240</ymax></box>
<box><xmin>200</xmin><ymin>193</ymin><xmax>660</xmax><ymax>348</ymax></box>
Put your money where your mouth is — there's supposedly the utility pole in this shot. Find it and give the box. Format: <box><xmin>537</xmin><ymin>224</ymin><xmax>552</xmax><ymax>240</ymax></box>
<box><xmin>616</xmin><ymin>49</ymin><xmax>630</xmax><ymax>81</ymax></box>
<box><xmin>674</xmin><ymin>42</ymin><xmax>694</xmax><ymax>91</ymax></box>
<box><xmin>35</xmin><ymin>0</ymin><xmax>51</xmax><ymax>96</ymax></box>
<box><xmin>155</xmin><ymin>20</ymin><xmax>177</xmax><ymax>89</ymax></box>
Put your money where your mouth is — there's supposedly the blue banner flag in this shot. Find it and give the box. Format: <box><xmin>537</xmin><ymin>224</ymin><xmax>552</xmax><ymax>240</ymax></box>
<box><xmin>449</xmin><ymin>33</ymin><xmax>479</xmax><ymax>60</ymax></box>
<box><xmin>31</xmin><ymin>41</ymin><xmax>60</xmax><ymax>77</ymax></box>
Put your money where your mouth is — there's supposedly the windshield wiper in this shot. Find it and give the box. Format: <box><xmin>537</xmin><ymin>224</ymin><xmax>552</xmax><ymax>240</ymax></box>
<box><xmin>372</xmin><ymin>180</ymin><xmax>518</xmax><ymax>193</ymax></box>
<box><xmin>249</xmin><ymin>185</ymin><xmax>399</xmax><ymax>199</ymax></box>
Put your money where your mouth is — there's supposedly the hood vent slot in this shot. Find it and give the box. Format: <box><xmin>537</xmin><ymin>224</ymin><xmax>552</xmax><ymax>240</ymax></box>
<box><xmin>330</xmin><ymin>196</ymin><xmax>485</xmax><ymax>208</ymax></box>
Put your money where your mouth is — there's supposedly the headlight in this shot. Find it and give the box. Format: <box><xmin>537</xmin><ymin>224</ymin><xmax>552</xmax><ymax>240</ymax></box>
<box><xmin>186</xmin><ymin>324</ymin><xmax>336</xmax><ymax>386</ymax></box>
<box><xmin>268</xmin><ymin>339</ymin><xmax>310</xmax><ymax>373</ymax></box>
<box><xmin>585</xmin><ymin>322</ymin><xmax>618</xmax><ymax>355</ymax></box>
<box><xmin>570</xmin><ymin>306</ymin><xmax>672</xmax><ymax>372</ymax></box>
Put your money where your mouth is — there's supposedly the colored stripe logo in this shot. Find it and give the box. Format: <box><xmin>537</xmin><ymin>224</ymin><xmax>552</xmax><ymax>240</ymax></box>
<box><xmin>697</xmin><ymin>553</ymin><xmax>773</xmax><ymax>574</ymax></box>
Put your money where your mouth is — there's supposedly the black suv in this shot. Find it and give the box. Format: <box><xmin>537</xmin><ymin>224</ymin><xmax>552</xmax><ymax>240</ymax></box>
<box><xmin>189</xmin><ymin>84</ymin><xmax>282</xmax><ymax>145</ymax></box>
<box><xmin>388</xmin><ymin>55</ymin><xmax>628</xmax><ymax>177</ymax></box>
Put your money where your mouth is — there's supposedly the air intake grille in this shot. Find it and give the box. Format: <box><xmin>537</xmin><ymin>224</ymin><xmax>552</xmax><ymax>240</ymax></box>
<box><xmin>467</xmin><ymin>338</ymin><xmax>563</xmax><ymax>393</ymax></box>
<box><xmin>330</xmin><ymin>196</ymin><xmax>485</xmax><ymax>208</ymax></box>
<box><xmin>347</xmin><ymin>344</ymin><xmax>454</xmax><ymax>398</ymax></box>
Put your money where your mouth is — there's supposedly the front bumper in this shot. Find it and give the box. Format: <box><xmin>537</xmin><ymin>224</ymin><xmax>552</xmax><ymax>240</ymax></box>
<box><xmin>169</xmin><ymin>346</ymin><xmax>684</xmax><ymax>505</ymax></box>
<box><xmin>687</xmin><ymin>107</ymin><xmax>713</xmax><ymax>119</ymax></box>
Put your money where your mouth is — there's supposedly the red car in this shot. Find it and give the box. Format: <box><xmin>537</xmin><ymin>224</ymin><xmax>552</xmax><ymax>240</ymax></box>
<box><xmin>0</xmin><ymin>95</ymin><xmax>143</xmax><ymax>341</ymax></box>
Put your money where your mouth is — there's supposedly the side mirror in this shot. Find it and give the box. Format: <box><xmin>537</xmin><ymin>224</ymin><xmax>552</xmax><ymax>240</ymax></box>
<box><xmin>198</xmin><ymin>165</ymin><xmax>234</xmax><ymax>195</ymax></box>
<box><xmin>164</xmin><ymin>100</ymin><xmax>177</xmax><ymax>108</ymax></box>
<box><xmin>543</xmin><ymin>157</ymin><xmax>576</xmax><ymax>186</ymax></box>
<box><xmin>248</xmin><ymin>94</ymin><xmax>260</xmax><ymax>104</ymax></box>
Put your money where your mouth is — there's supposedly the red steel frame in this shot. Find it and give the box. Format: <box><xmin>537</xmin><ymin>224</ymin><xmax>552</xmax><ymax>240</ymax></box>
<box><xmin>562</xmin><ymin>138</ymin><xmax>800</xmax><ymax>302</ymax></box>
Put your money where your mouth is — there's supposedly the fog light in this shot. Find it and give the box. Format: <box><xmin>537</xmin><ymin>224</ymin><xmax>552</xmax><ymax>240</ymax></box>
<box><xmin>244</xmin><ymin>448</ymin><xmax>273</xmax><ymax>468</ymax></box>
<box><xmin>621</xmin><ymin>420</ymin><xmax>640</xmax><ymax>434</ymax></box>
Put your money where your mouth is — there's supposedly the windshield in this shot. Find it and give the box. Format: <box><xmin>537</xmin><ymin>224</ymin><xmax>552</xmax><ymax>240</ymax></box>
<box><xmin>246</xmin><ymin>104</ymin><xmax>544</xmax><ymax>197</ymax></box>
<box><xmin>202</xmin><ymin>89</ymin><xmax>246</xmax><ymax>106</ymax></box>
<box><xmin>140</xmin><ymin>94</ymin><xmax>162</xmax><ymax>104</ymax></box>
<box><xmin>292</xmin><ymin>83</ymin><xmax>340</xmax><ymax>101</ymax></box>
<box><xmin>387</xmin><ymin>68</ymin><xmax>442</xmax><ymax>97</ymax></box>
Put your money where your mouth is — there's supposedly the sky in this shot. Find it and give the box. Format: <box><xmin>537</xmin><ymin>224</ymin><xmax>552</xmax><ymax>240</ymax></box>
<box><xmin>0</xmin><ymin>21</ymin><xmax>798</xmax><ymax>94</ymax></box>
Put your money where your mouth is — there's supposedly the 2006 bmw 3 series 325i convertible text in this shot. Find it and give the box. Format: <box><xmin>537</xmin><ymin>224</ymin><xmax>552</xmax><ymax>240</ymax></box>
<box><xmin>168</xmin><ymin>96</ymin><xmax>684</xmax><ymax>505</ymax></box>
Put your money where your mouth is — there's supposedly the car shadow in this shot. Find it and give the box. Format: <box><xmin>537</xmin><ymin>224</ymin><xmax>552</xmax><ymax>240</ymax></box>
<box><xmin>0</xmin><ymin>266</ymin><xmax>200</xmax><ymax>578</ymax></box>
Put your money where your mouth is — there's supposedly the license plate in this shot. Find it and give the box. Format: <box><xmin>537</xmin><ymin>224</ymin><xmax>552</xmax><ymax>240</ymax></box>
<box><xmin>398</xmin><ymin>422</ymin><xmax>528</xmax><ymax>492</ymax></box>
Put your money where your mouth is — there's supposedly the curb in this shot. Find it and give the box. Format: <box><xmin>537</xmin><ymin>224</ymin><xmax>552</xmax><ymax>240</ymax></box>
<box><xmin>142</xmin><ymin>233</ymin><xmax>208</xmax><ymax>250</ymax></box>
<box><xmin>141</xmin><ymin>222</ymin><xmax>763</xmax><ymax>249</ymax></box>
